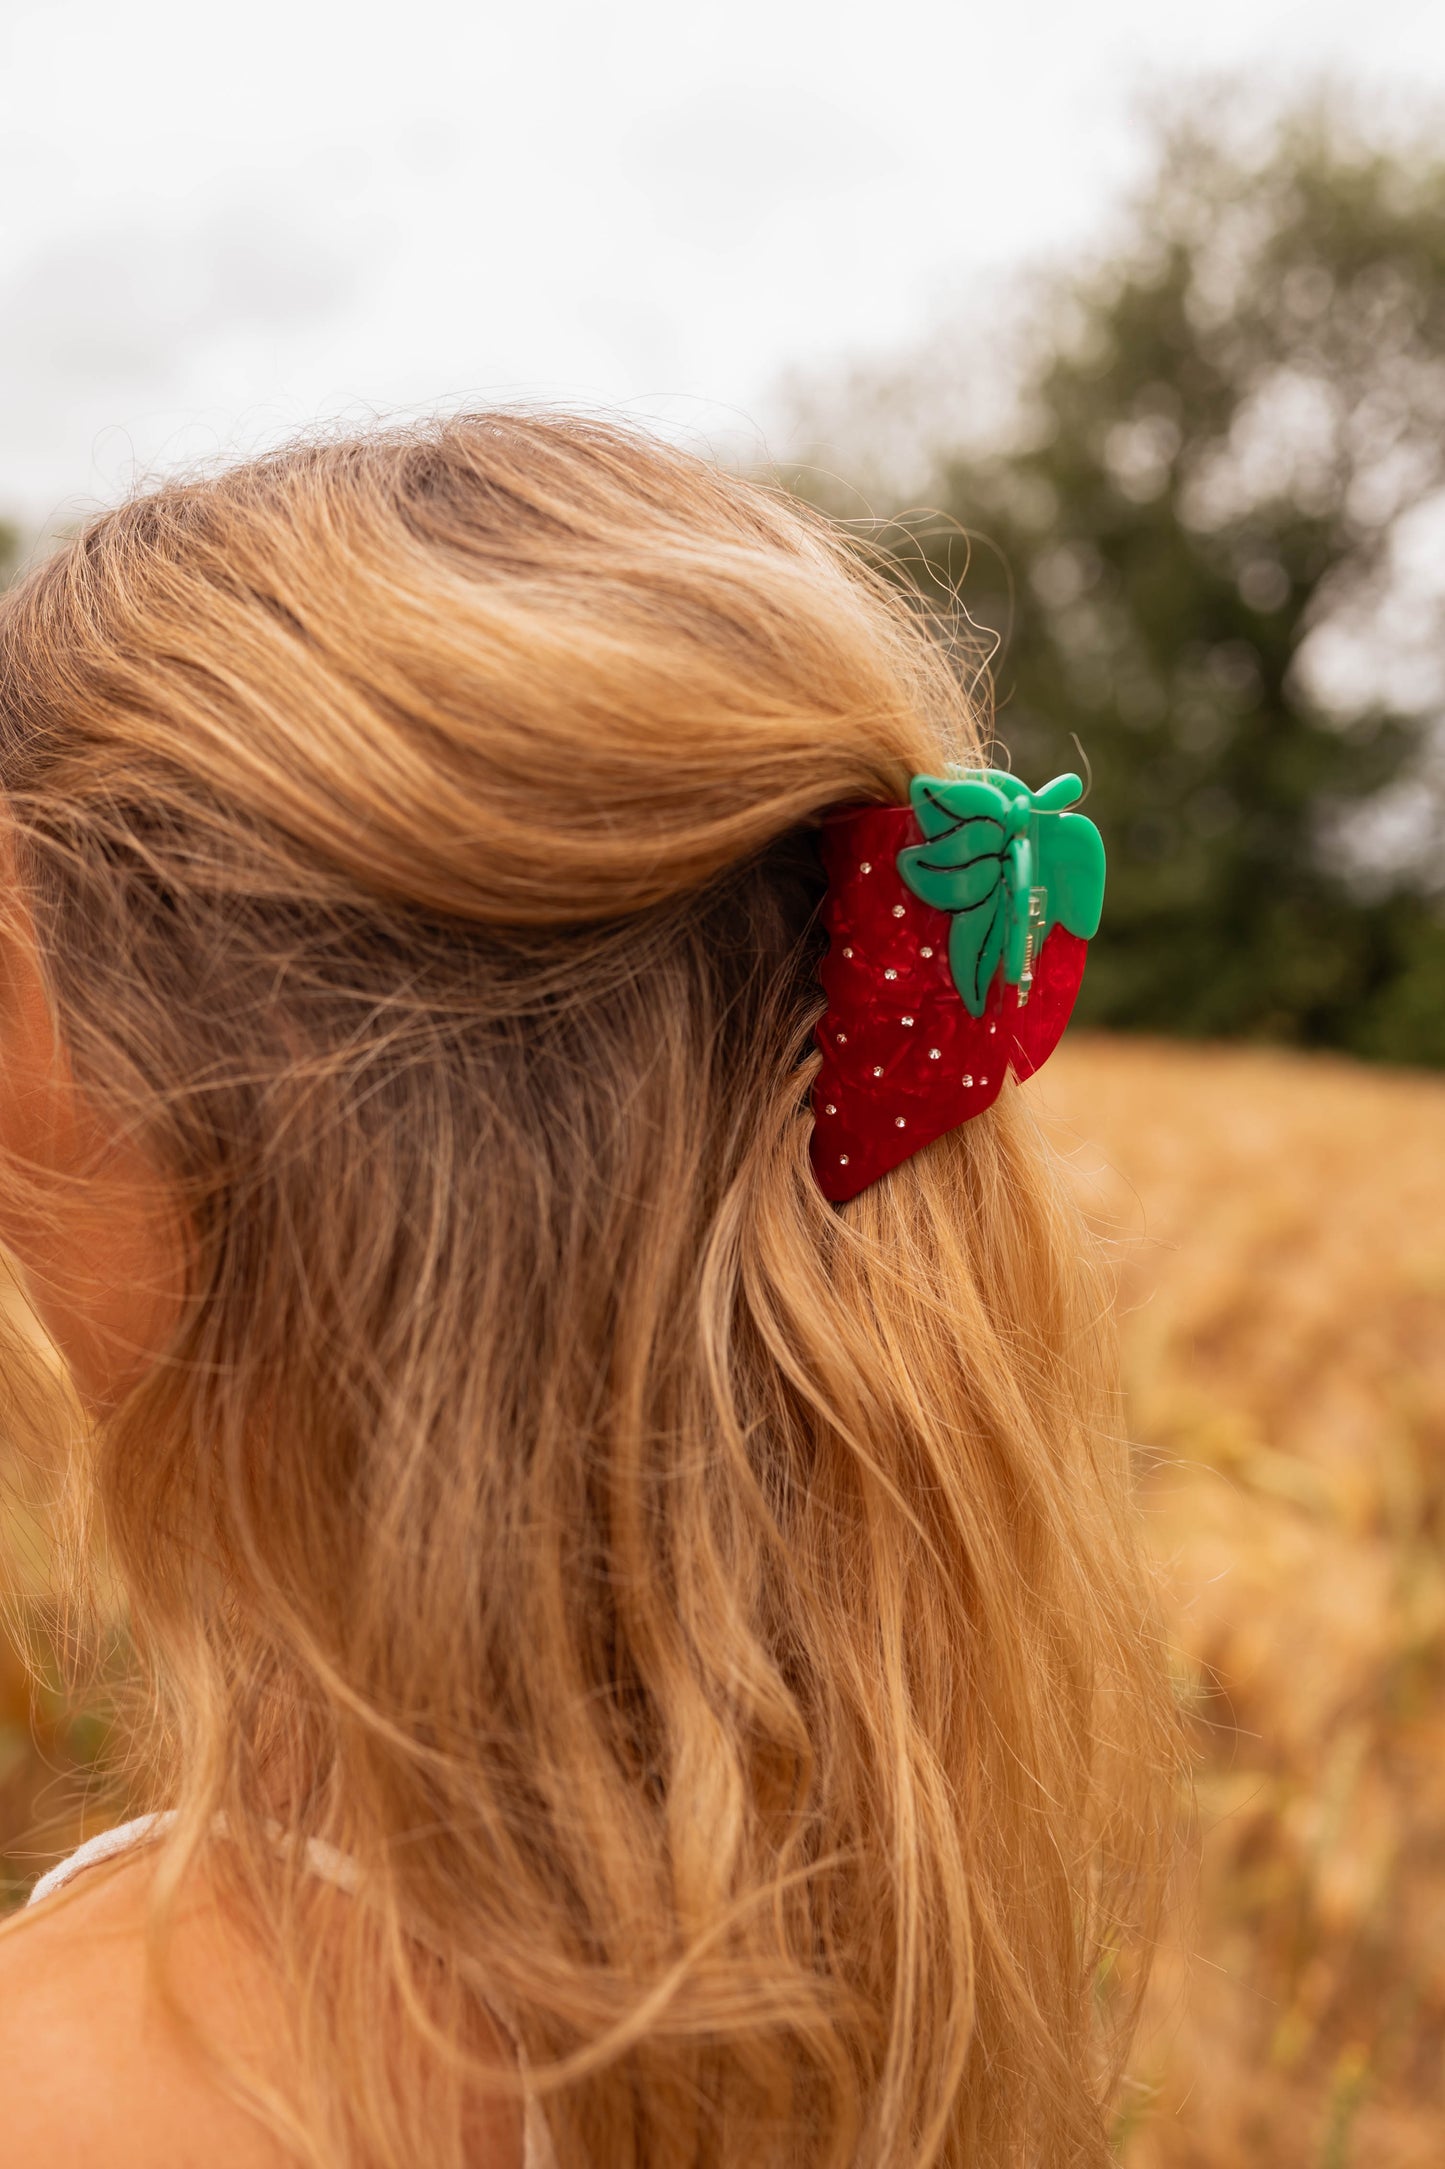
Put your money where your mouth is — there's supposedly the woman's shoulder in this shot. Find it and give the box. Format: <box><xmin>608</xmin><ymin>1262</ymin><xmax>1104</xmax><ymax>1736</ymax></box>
<box><xmin>0</xmin><ymin>1841</ymin><xmax>525</xmax><ymax>2168</ymax></box>
<box><xmin>0</xmin><ymin>1843</ymin><xmax>293</xmax><ymax>2166</ymax></box>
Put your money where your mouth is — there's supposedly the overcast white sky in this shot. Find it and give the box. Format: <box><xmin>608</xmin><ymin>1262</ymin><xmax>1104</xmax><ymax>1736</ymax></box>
<box><xmin>3</xmin><ymin>0</ymin><xmax>1444</xmax><ymax>528</ymax></box>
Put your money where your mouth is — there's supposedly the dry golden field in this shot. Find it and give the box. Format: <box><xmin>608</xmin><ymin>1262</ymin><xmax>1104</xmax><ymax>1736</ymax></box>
<box><xmin>1039</xmin><ymin>1037</ymin><xmax>1445</xmax><ymax>2169</ymax></box>
<box><xmin>2</xmin><ymin>1033</ymin><xmax>1443</xmax><ymax>2165</ymax></box>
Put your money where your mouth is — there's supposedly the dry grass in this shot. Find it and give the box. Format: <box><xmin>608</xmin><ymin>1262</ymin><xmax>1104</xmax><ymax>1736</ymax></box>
<box><xmin>1</xmin><ymin>1032</ymin><xmax>1442</xmax><ymax>2162</ymax></box>
<box><xmin>1038</xmin><ymin>1035</ymin><xmax>1445</xmax><ymax>2169</ymax></box>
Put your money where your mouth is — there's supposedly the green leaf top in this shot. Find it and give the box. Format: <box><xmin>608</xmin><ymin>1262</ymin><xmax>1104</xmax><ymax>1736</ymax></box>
<box><xmin>897</xmin><ymin>770</ymin><xmax>1106</xmax><ymax>1016</ymax></box>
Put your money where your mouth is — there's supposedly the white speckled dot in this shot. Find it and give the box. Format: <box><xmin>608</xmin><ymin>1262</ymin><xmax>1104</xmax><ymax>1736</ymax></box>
<box><xmin>824</xmin><ymin>1103</ymin><xmax>837</xmax><ymax>1115</ymax></box>
<box><xmin>895</xmin><ymin>1116</ymin><xmax>906</xmax><ymax>1129</ymax></box>
<box><xmin>842</xmin><ymin>946</ymin><xmax>854</xmax><ymax>958</ymax></box>
<box><xmin>901</xmin><ymin>1014</ymin><xmax>915</xmax><ymax>1027</ymax></box>
<box><xmin>920</xmin><ymin>945</ymin><xmax>934</xmax><ymax>958</ymax></box>
<box><xmin>961</xmin><ymin>1074</ymin><xmax>973</xmax><ymax>1087</ymax></box>
<box><xmin>872</xmin><ymin>1065</ymin><xmax>883</xmax><ymax>1078</ymax></box>
<box><xmin>928</xmin><ymin>1047</ymin><xmax>941</xmax><ymax>1060</ymax></box>
<box><xmin>839</xmin><ymin>1154</ymin><xmax>849</xmax><ymax>1166</ymax></box>
<box><xmin>836</xmin><ymin>1032</ymin><xmax>847</xmax><ymax>1045</ymax></box>
<box><xmin>980</xmin><ymin>1076</ymin><xmax>989</xmax><ymax>1086</ymax></box>
<box><xmin>891</xmin><ymin>904</ymin><xmax>905</xmax><ymax>919</ymax></box>
<box><xmin>858</xmin><ymin>860</ymin><xmax>872</xmax><ymax>874</ymax></box>
<box><xmin>884</xmin><ymin>967</ymin><xmax>897</xmax><ymax>981</ymax></box>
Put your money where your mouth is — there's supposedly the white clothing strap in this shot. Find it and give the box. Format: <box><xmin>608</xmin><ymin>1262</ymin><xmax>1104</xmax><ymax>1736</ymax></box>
<box><xmin>27</xmin><ymin>1812</ymin><xmax>171</xmax><ymax>1905</ymax></box>
<box><xmin>28</xmin><ymin>1813</ymin><xmax>556</xmax><ymax>2169</ymax></box>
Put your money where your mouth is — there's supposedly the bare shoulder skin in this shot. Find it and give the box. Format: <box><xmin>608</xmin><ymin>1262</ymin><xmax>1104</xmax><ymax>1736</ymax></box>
<box><xmin>0</xmin><ymin>1850</ymin><xmax>524</xmax><ymax>2168</ymax></box>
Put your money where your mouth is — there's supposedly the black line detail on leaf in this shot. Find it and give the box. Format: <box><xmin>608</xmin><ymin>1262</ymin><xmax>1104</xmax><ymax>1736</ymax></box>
<box><xmin>909</xmin><ymin>848</ymin><xmax>1006</xmax><ymax>878</ymax></box>
<box><xmin>973</xmin><ymin>897</ymin><xmax>1005</xmax><ymax>1009</ymax></box>
<box><xmin>917</xmin><ymin>787</ymin><xmax>1006</xmax><ymax>840</ymax></box>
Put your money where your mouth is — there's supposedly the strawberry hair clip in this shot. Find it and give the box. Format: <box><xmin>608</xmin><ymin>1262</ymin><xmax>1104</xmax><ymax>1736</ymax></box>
<box><xmin>810</xmin><ymin>770</ymin><xmax>1105</xmax><ymax>1202</ymax></box>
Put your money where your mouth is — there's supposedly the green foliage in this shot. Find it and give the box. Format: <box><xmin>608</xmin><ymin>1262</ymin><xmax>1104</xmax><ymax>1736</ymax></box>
<box><xmin>792</xmin><ymin>96</ymin><xmax>1445</xmax><ymax>1066</ymax></box>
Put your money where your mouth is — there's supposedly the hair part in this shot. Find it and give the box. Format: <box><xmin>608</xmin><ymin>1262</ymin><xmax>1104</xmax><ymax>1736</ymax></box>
<box><xmin>0</xmin><ymin>412</ymin><xmax>1179</xmax><ymax>2166</ymax></box>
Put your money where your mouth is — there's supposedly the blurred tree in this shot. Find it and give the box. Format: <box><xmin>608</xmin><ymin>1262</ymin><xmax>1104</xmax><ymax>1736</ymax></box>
<box><xmin>790</xmin><ymin>97</ymin><xmax>1445</xmax><ymax>1063</ymax></box>
<box><xmin>0</xmin><ymin>521</ymin><xmax>17</xmax><ymax>587</ymax></box>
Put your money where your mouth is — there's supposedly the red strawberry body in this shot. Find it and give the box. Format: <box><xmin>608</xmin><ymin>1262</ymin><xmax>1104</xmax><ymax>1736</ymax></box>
<box><xmin>810</xmin><ymin>805</ymin><xmax>1088</xmax><ymax>1203</ymax></box>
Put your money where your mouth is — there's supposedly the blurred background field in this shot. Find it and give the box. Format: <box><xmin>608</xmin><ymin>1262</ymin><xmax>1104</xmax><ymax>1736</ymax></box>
<box><xmin>1041</xmin><ymin>1036</ymin><xmax>1445</xmax><ymax>2167</ymax></box>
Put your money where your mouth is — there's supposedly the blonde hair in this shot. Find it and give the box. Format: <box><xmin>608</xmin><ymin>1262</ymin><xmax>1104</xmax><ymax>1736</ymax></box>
<box><xmin>0</xmin><ymin>414</ymin><xmax>1177</xmax><ymax>2165</ymax></box>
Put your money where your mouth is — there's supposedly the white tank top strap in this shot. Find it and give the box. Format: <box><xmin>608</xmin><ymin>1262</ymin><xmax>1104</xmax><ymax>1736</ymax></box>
<box><xmin>28</xmin><ymin>1813</ymin><xmax>557</xmax><ymax>2169</ymax></box>
<box><xmin>26</xmin><ymin>1811</ymin><xmax>172</xmax><ymax>1903</ymax></box>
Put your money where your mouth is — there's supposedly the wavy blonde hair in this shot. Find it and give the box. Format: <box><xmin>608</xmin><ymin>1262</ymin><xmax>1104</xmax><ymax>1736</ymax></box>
<box><xmin>0</xmin><ymin>413</ymin><xmax>1177</xmax><ymax>2165</ymax></box>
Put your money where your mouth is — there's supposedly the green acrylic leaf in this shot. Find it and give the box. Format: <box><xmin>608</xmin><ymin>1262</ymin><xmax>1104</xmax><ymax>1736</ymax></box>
<box><xmin>952</xmin><ymin>887</ymin><xmax>1007</xmax><ymax>1015</ymax></box>
<box><xmin>1003</xmin><ymin>832</ymin><xmax>1035</xmax><ymax>982</ymax></box>
<box><xmin>976</xmin><ymin>771</ymin><xmax>1035</xmax><ymax>807</ymax></box>
<box><xmin>1037</xmin><ymin>813</ymin><xmax>1106</xmax><ymax>940</ymax></box>
<box><xmin>911</xmin><ymin>776</ymin><xmax>1011</xmax><ymax>840</ymax></box>
<box><xmin>1031</xmin><ymin>772</ymin><xmax>1085</xmax><ymax>813</ymax></box>
<box><xmin>897</xmin><ymin>769</ymin><xmax>1106</xmax><ymax>1014</ymax></box>
<box><xmin>901</xmin><ymin>815</ymin><xmax>1009</xmax><ymax>906</ymax></box>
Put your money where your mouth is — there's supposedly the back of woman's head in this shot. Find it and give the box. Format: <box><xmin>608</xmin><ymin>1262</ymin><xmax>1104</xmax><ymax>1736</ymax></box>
<box><xmin>0</xmin><ymin>413</ymin><xmax>1175</xmax><ymax>2167</ymax></box>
